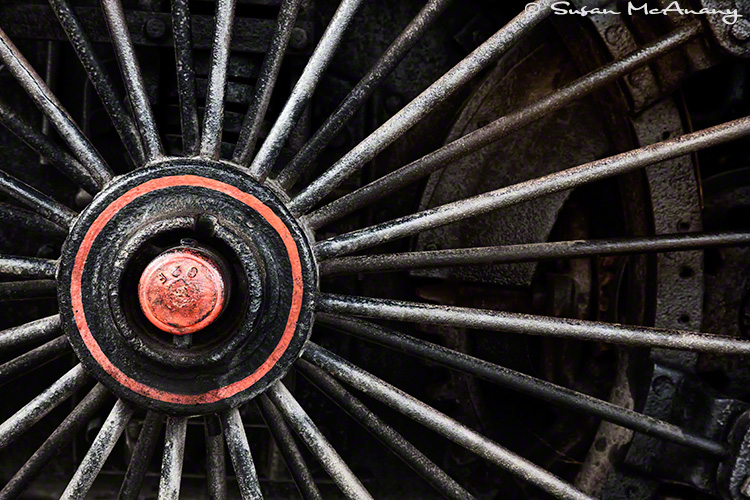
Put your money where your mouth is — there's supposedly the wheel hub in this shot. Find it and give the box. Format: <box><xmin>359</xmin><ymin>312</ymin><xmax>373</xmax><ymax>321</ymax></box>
<box><xmin>57</xmin><ymin>159</ymin><xmax>317</xmax><ymax>415</ymax></box>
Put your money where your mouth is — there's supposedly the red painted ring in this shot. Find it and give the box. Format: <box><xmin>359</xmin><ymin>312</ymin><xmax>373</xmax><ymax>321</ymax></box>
<box><xmin>70</xmin><ymin>175</ymin><xmax>304</xmax><ymax>405</ymax></box>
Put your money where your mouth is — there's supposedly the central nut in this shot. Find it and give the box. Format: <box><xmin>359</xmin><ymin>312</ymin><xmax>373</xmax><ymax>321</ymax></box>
<box><xmin>138</xmin><ymin>245</ymin><xmax>228</xmax><ymax>335</ymax></box>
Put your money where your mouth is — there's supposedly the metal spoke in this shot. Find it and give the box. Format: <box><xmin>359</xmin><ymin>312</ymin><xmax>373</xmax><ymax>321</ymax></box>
<box><xmin>48</xmin><ymin>0</ymin><xmax>146</xmax><ymax>165</ymax></box>
<box><xmin>0</xmin><ymin>364</ymin><xmax>89</xmax><ymax>450</ymax></box>
<box><xmin>317</xmin><ymin>313</ymin><xmax>727</xmax><ymax>456</ymax></box>
<box><xmin>303</xmin><ymin>342</ymin><xmax>592</xmax><ymax>500</ymax></box>
<box><xmin>257</xmin><ymin>394</ymin><xmax>323</xmax><ymax>500</ymax></box>
<box><xmin>220</xmin><ymin>408</ymin><xmax>263</xmax><ymax>500</ymax></box>
<box><xmin>159</xmin><ymin>416</ymin><xmax>188</xmax><ymax>500</ymax></box>
<box><xmin>0</xmin><ymin>202</ymin><xmax>68</xmax><ymax>238</ymax></box>
<box><xmin>118</xmin><ymin>411</ymin><xmax>164</xmax><ymax>500</ymax></box>
<box><xmin>0</xmin><ymin>255</ymin><xmax>57</xmax><ymax>279</ymax></box>
<box><xmin>62</xmin><ymin>399</ymin><xmax>135</xmax><ymax>499</ymax></box>
<box><xmin>0</xmin><ymin>336</ymin><xmax>71</xmax><ymax>388</ymax></box>
<box><xmin>0</xmin><ymin>384</ymin><xmax>110</xmax><ymax>500</ymax></box>
<box><xmin>319</xmin><ymin>293</ymin><xmax>750</xmax><ymax>355</ymax></box>
<box><xmin>0</xmin><ymin>170</ymin><xmax>77</xmax><ymax>229</ymax></box>
<box><xmin>0</xmin><ymin>98</ymin><xmax>100</xmax><ymax>193</ymax></box>
<box><xmin>316</xmin><ymin>115</ymin><xmax>750</xmax><ymax>259</ymax></box>
<box><xmin>0</xmin><ymin>315</ymin><xmax>61</xmax><ymax>352</ymax></box>
<box><xmin>266</xmin><ymin>381</ymin><xmax>373</xmax><ymax>500</ymax></box>
<box><xmin>295</xmin><ymin>359</ymin><xmax>475</xmax><ymax>499</ymax></box>
<box><xmin>0</xmin><ymin>280</ymin><xmax>57</xmax><ymax>302</ymax></box>
<box><xmin>171</xmin><ymin>0</ymin><xmax>200</xmax><ymax>155</ymax></box>
<box><xmin>100</xmin><ymin>0</ymin><xmax>163</xmax><ymax>162</ymax></box>
<box><xmin>199</xmin><ymin>0</ymin><xmax>237</xmax><ymax>159</ymax></box>
<box><xmin>320</xmin><ymin>230</ymin><xmax>750</xmax><ymax>275</ymax></box>
<box><xmin>307</xmin><ymin>22</ymin><xmax>704</xmax><ymax>228</ymax></box>
<box><xmin>204</xmin><ymin>415</ymin><xmax>227</xmax><ymax>500</ymax></box>
<box><xmin>0</xmin><ymin>28</ymin><xmax>112</xmax><ymax>187</ymax></box>
<box><xmin>274</xmin><ymin>0</ymin><xmax>453</xmax><ymax>187</ymax></box>
<box><xmin>247</xmin><ymin>0</ymin><xmax>365</xmax><ymax>179</ymax></box>
<box><xmin>289</xmin><ymin>0</ymin><xmax>555</xmax><ymax>214</ymax></box>
<box><xmin>233</xmin><ymin>0</ymin><xmax>303</xmax><ymax>166</ymax></box>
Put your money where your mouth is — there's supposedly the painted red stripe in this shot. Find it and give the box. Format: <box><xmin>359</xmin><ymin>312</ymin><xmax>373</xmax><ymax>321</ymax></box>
<box><xmin>70</xmin><ymin>175</ymin><xmax>304</xmax><ymax>405</ymax></box>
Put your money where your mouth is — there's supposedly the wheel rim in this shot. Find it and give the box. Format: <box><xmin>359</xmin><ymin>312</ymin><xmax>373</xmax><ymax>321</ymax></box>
<box><xmin>0</xmin><ymin>1</ymin><xmax>749</xmax><ymax>499</ymax></box>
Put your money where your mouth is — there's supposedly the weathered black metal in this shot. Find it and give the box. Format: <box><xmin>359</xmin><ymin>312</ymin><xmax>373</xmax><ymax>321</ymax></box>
<box><xmin>171</xmin><ymin>0</ymin><xmax>200</xmax><ymax>155</ymax></box>
<box><xmin>0</xmin><ymin>27</ymin><xmax>112</xmax><ymax>187</ymax></box>
<box><xmin>247</xmin><ymin>0</ymin><xmax>365</xmax><ymax>180</ymax></box>
<box><xmin>0</xmin><ymin>4</ymin><xmax>310</xmax><ymax>54</ymax></box>
<box><xmin>57</xmin><ymin>159</ymin><xmax>317</xmax><ymax>415</ymax></box>
<box><xmin>100</xmin><ymin>0</ymin><xmax>163</xmax><ymax>162</ymax></box>
<box><xmin>0</xmin><ymin>384</ymin><xmax>111</xmax><ymax>500</ymax></box>
<box><xmin>307</xmin><ymin>22</ymin><xmax>703</xmax><ymax>228</ymax></box>
<box><xmin>1</xmin><ymin>319</ymin><xmax>62</xmax><ymax>364</ymax></box>
<box><xmin>220</xmin><ymin>408</ymin><xmax>262</xmax><ymax>500</ymax></box>
<box><xmin>200</xmin><ymin>0</ymin><xmax>237</xmax><ymax>159</ymax></box>
<box><xmin>316</xmin><ymin>116</ymin><xmax>750</xmax><ymax>259</ymax></box>
<box><xmin>233</xmin><ymin>0</ymin><xmax>304</xmax><ymax>166</ymax></box>
<box><xmin>0</xmin><ymin>280</ymin><xmax>57</xmax><ymax>302</ymax></box>
<box><xmin>274</xmin><ymin>0</ymin><xmax>455</xmax><ymax>189</ymax></box>
<box><xmin>289</xmin><ymin>0</ymin><xmax>556</xmax><ymax>214</ymax></box>
<box><xmin>118</xmin><ymin>411</ymin><xmax>164</xmax><ymax>500</ymax></box>
<box><xmin>159</xmin><ymin>416</ymin><xmax>188</xmax><ymax>500</ymax></box>
<box><xmin>0</xmin><ymin>364</ymin><xmax>88</xmax><ymax>450</ymax></box>
<box><xmin>318</xmin><ymin>294</ymin><xmax>750</xmax><ymax>355</ymax></box>
<box><xmin>258</xmin><ymin>393</ymin><xmax>323</xmax><ymax>500</ymax></box>
<box><xmin>317</xmin><ymin>313</ymin><xmax>728</xmax><ymax>456</ymax></box>
<box><xmin>0</xmin><ymin>315</ymin><xmax>61</xmax><ymax>352</ymax></box>
<box><xmin>61</xmin><ymin>399</ymin><xmax>135</xmax><ymax>499</ymax></box>
<box><xmin>205</xmin><ymin>415</ymin><xmax>227</xmax><ymax>500</ymax></box>
<box><xmin>319</xmin><ymin>231</ymin><xmax>750</xmax><ymax>275</ymax></box>
<box><xmin>296</xmin><ymin>358</ymin><xmax>475</xmax><ymax>499</ymax></box>
<box><xmin>0</xmin><ymin>98</ymin><xmax>100</xmax><ymax>194</ymax></box>
<box><xmin>266</xmin><ymin>381</ymin><xmax>374</xmax><ymax>500</ymax></box>
<box><xmin>0</xmin><ymin>170</ymin><xmax>76</xmax><ymax>229</ymax></box>
<box><xmin>0</xmin><ymin>336</ymin><xmax>71</xmax><ymax>388</ymax></box>
<box><xmin>302</xmin><ymin>343</ymin><xmax>593</xmax><ymax>500</ymax></box>
<box><xmin>0</xmin><ymin>203</ymin><xmax>68</xmax><ymax>238</ymax></box>
<box><xmin>0</xmin><ymin>255</ymin><xmax>57</xmax><ymax>279</ymax></box>
<box><xmin>48</xmin><ymin>0</ymin><xmax>145</xmax><ymax>166</ymax></box>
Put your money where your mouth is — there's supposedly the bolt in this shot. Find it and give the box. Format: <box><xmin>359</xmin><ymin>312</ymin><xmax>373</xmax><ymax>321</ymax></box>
<box><xmin>144</xmin><ymin>18</ymin><xmax>167</xmax><ymax>41</ymax></box>
<box><xmin>290</xmin><ymin>28</ymin><xmax>308</xmax><ymax>49</ymax></box>
<box><xmin>731</xmin><ymin>19</ymin><xmax>750</xmax><ymax>42</ymax></box>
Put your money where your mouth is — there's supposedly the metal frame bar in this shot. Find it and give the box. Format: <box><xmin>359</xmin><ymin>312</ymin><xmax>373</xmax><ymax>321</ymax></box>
<box><xmin>317</xmin><ymin>313</ymin><xmax>727</xmax><ymax>456</ymax></box>
<box><xmin>62</xmin><ymin>399</ymin><xmax>135</xmax><ymax>499</ymax></box>
<box><xmin>275</xmin><ymin>0</ymin><xmax>455</xmax><ymax>188</ymax></box>
<box><xmin>199</xmin><ymin>0</ymin><xmax>237</xmax><ymax>159</ymax></box>
<box><xmin>100</xmin><ymin>0</ymin><xmax>163</xmax><ymax>161</ymax></box>
<box><xmin>290</xmin><ymin>0</ymin><xmax>555</xmax><ymax>214</ymax></box>
<box><xmin>48</xmin><ymin>0</ymin><xmax>145</xmax><ymax>165</ymax></box>
<box><xmin>316</xmin><ymin>115</ymin><xmax>750</xmax><ymax>259</ymax></box>
<box><xmin>303</xmin><ymin>343</ymin><xmax>592</xmax><ymax>500</ymax></box>
<box><xmin>296</xmin><ymin>359</ymin><xmax>475</xmax><ymax>499</ymax></box>
<box><xmin>247</xmin><ymin>0</ymin><xmax>365</xmax><ymax>180</ymax></box>
<box><xmin>266</xmin><ymin>381</ymin><xmax>373</xmax><ymax>500</ymax></box>
<box><xmin>233</xmin><ymin>0</ymin><xmax>304</xmax><ymax>166</ymax></box>
<box><xmin>319</xmin><ymin>230</ymin><xmax>750</xmax><ymax>275</ymax></box>
<box><xmin>307</xmin><ymin>22</ymin><xmax>703</xmax><ymax>228</ymax></box>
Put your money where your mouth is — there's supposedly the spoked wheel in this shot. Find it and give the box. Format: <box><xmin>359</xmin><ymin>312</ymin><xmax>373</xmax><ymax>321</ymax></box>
<box><xmin>1</xmin><ymin>0</ymin><xmax>750</xmax><ymax>498</ymax></box>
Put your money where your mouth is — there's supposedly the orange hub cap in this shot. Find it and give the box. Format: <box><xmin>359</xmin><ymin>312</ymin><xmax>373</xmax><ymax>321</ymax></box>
<box><xmin>138</xmin><ymin>247</ymin><xmax>227</xmax><ymax>335</ymax></box>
